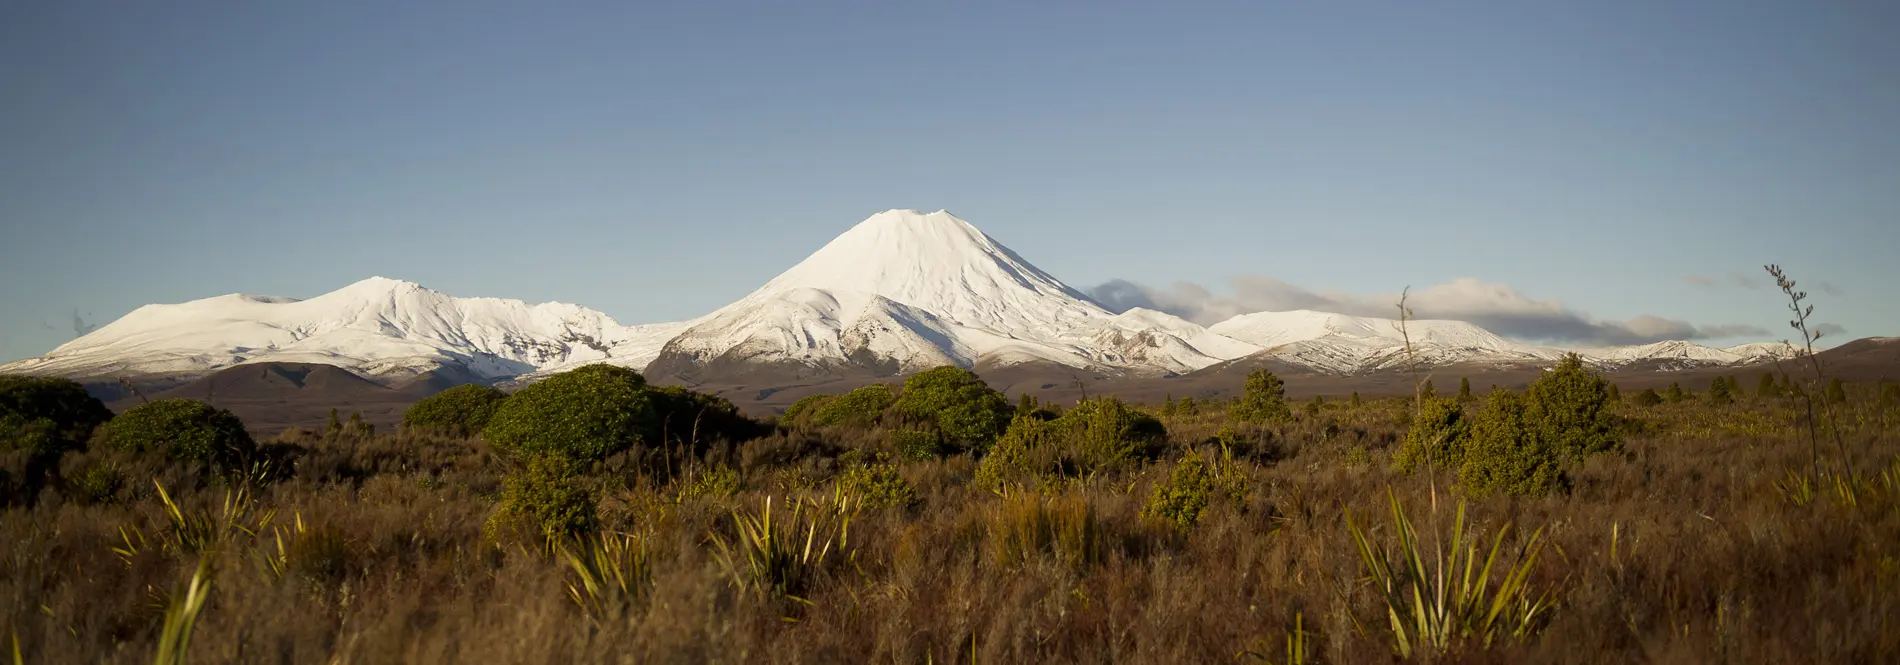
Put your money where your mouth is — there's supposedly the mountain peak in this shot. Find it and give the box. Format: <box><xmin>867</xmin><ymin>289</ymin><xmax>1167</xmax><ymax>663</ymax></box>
<box><xmin>338</xmin><ymin>276</ymin><xmax>425</xmax><ymax>293</ymax></box>
<box><xmin>753</xmin><ymin>210</ymin><xmax>1106</xmax><ymax>336</ymax></box>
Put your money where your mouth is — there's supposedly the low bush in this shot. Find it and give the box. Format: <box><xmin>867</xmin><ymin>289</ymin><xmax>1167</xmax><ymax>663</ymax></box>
<box><xmin>1142</xmin><ymin>453</ymin><xmax>1212</xmax><ymax>530</ymax></box>
<box><xmin>91</xmin><ymin>399</ymin><xmax>254</xmax><ymax>470</ymax></box>
<box><xmin>1392</xmin><ymin>396</ymin><xmax>1468</xmax><ymax>473</ymax></box>
<box><xmin>1524</xmin><ymin>354</ymin><xmax>1620</xmax><ymax>461</ymax></box>
<box><xmin>488</xmin><ymin>454</ymin><xmax>598</xmax><ymax>545</ymax></box>
<box><xmin>648</xmin><ymin>385</ymin><xmax>758</xmax><ymax>447</ymax></box>
<box><xmin>401</xmin><ymin>384</ymin><xmax>507</xmax><ymax>436</ymax></box>
<box><xmin>891</xmin><ymin>428</ymin><xmax>942</xmax><ymax>461</ymax></box>
<box><xmin>482</xmin><ymin>364</ymin><xmax>655</xmax><ymax>462</ymax></box>
<box><xmin>1232</xmin><ymin>367</ymin><xmax>1292</xmax><ymax>424</ymax></box>
<box><xmin>837</xmin><ymin>457</ymin><xmax>916</xmax><ymax>510</ymax></box>
<box><xmin>811</xmin><ymin>384</ymin><xmax>894</xmax><ymax>428</ymax></box>
<box><xmin>781</xmin><ymin>393</ymin><xmax>835</xmax><ymax>426</ymax></box>
<box><xmin>1458</xmin><ymin>390</ymin><xmax>1566</xmax><ymax>498</ymax></box>
<box><xmin>889</xmin><ymin>367</ymin><xmax>1013</xmax><ymax>453</ymax></box>
<box><xmin>1052</xmin><ymin>397</ymin><xmax>1167</xmax><ymax>471</ymax></box>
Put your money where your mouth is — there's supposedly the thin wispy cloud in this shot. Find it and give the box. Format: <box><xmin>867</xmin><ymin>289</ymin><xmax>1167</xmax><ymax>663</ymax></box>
<box><xmin>1684</xmin><ymin>271</ymin><xmax>1844</xmax><ymax>296</ymax></box>
<box><xmin>1089</xmin><ymin>276</ymin><xmax>1771</xmax><ymax>346</ymax></box>
<box><xmin>1683</xmin><ymin>272</ymin><xmax>1764</xmax><ymax>290</ymax></box>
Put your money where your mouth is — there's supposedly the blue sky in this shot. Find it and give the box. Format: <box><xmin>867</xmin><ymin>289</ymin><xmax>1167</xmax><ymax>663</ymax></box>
<box><xmin>3</xmin><ymin>1</ymin><xmax>1896</xmax><ymax>361</ymax></box>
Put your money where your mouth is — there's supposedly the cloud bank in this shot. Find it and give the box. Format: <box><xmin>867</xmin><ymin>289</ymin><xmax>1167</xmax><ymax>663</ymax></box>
<box><xmin>1087</xmin><ymin>276</ymin><xmax>1774</xmax><ymax>346</ymax></box>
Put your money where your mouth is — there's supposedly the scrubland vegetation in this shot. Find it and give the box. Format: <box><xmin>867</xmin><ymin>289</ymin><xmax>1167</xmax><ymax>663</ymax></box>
<box><xmin>3</xmin><ymin>352</ymin><xmax>1898</xmax><ymax>663</ymax></box>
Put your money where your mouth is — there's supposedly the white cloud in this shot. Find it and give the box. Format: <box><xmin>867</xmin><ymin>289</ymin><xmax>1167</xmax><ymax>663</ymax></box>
<box><xmin>1088</xmin><ymin>276</ymin><xmax>1770</xmax><ymax>345</ymax></box>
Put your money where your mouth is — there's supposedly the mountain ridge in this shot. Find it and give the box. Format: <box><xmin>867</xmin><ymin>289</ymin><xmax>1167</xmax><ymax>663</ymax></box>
<box><xmin>1</xmin><ymin>209</ymin><xmax>1811</xmax><ymax>388</ymax></box>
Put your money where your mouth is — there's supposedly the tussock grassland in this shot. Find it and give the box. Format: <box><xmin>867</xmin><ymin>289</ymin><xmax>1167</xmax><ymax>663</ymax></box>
<box><xmin>4</xmin><ymin>379</ymin><xmax>1898</xmax><ymax>664</ymax></box>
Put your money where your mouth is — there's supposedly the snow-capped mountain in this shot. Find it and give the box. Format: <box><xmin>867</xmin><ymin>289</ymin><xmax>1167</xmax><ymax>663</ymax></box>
<box><xmin>644</xmin><ymin>209</ymin><xmax>1250</xmax><ymax>379</ymax></box>
<box><xmin>0</xmin><ymin>209</ymin><xmax>1804</xmax><ymax>388</ymax></box>
<box><xmin>0</xmin><ymin>277</ymin><xmax>682</xmax><ymax>384</ymax></box>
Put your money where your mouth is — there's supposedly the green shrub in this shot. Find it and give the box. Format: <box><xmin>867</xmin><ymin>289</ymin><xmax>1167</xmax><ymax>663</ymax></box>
<box><xmin>0</xmin><ymin>375</ymin><xmax>113</xmax><ymax>441</ymax></box>
<box><xmin>811</xmin><ymin>384</ymin><xmax>895</xmax><ymax>427</ymax></box>
<box><xmin>1662</xmin><ymin>382</ymin><xmax>1687</xmax><ymax>403</ymax></box>
<box><xmin>1052</xmin><ymin>397</ymin><xmax>1167</xmax><ymax>471</ymax></box>
<box><xmin>1706</xmin><ymin>376</ymin><xmax>1734</xmax><ymax>405</ymax></box>
<box><xmin>489</xmin><ymin>454</ymin><xmax>597</xmax><ymax>544</ymax></box>
<box><xmin>974</xmin><ymin>413</ymin><xmax>1048</xmax><ymax>492</ymax></box>
<box><xmin>92</xmin><ymin>399</ymin><xmax>254</xmax><ymax>469</ymax></box>
<box><xmin>1</xmin><ymin>376</ymin><xmax>113</xmax><ymax>497</ymax></box>
<box><xmin>402</xmin><ymin>384</ymin><xmax>506</xmax><ymax>436</ymax></box>
<box><xmin>1631</xmin><ymin>388</ymin><xmax>1664</xmax><ymax>407</ymax></box>
<box><xmin>1524</xmin><ymin>354</ymin><xmax>1619</xmax><ymax>460</ymax></box>
<box><xmin>1393</xmin><ymin>396</ymin><xmax>1469</xmax><ymax>473</ymax></box>
<box><xmin>1825</xmin><ymin>378</ymin><xmax>1847</xmax><ymax>405</ymax></box>
<box><xmin>1143</xmin><ymin>453</ymin><xmax>1213</xmax><ymax>530</ymax></box>
<box><xmin>890</xmin><ymin>367</ymin><xmax>1013</xmax><ymax>453</ymax></box>
<box><xmin>892</xmin><ymin>429</ymin><xmax>942</xmax><ymax>461</ymax></box>
<box><xmin>648</xmin><ymin>385</ymin><xmax>757</xmax><ymax>445</ymax></box>
<box><xmin>781</xmin><ymin>393</ymin><xmax>835</xmax><ymax>426</ymax></box>
<box><xmin>675</xmin><ymin>465</ymin><xmax>740</xmax><ymax>503</ymax></box>
<box><xmin>1233</xmin><ymin>367</ymin><xmax>1292</xmax><ymax>424</ymax></box>
<box><xmin>482</xmin><ymin>364</ymin><xmax>654</xmax><ymax>462</ymax></box>
<box><xmin>1457</xmin><ymin>378</ymin><xmax>1474</xmax><ymax>402</ymax></box>
<box><xmin>1</xmin><ymin>412</ymin><xmax>63</xmax><ymax>459</ymax></box>
<box><xmin>838</xmin><ymin>458</ymin><xmax>916</xmax><ymax>510</ymax></box>
<box><xmin>1756</xmin><ymin>373</ymin><xmax>1779</xmax><ymax>399</ymax></box>
<box><xmin>1458</xmin><ymin>390</ymin><xmax>1566</xmax><ymax>498</ymax></box>
<box><xmin>1882</xmin><ymin>381</ymin><xmax>1900</xmax><ymax>406</ymax></box>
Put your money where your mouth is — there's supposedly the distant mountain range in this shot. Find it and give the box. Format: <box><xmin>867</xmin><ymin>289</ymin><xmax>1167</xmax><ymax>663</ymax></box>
<box><xmin>1</xmin><ymin>209</ymin><xmax>1813</xmax><ymax>392</ymax></box>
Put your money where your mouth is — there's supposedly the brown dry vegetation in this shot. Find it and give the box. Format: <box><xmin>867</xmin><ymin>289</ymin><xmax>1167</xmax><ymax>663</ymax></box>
<box><xmin>5</xmin><ymin>379</ymin><xmax>1899</xmax><ymax>664</ymax></box>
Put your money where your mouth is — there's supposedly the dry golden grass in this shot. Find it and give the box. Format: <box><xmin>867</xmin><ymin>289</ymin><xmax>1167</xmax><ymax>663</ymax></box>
<box><xmin>2</xmin><ymin>388</ymin><xmax>1897</xmax><ymax>663</ymax></box>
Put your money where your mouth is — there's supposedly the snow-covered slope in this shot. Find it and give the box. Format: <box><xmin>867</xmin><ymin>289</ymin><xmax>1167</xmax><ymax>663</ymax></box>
<box><xmin>1205</xmin><ymin>310</ymin><xmax>1801</xmax><ymax>374</ymax></box>
<box><xmin>646</xmin><ymin>209</ymin><xmax>1234</xmax><ymax>378</ymax></box>
<box><xmin>1208</xmin><ymin>310</ymin><xmax>1564</xmax><ymax>373</ymax></box>
<box><xmin>0</xmin><ymin>277</ymin><xmax>681</xmax><ymax>383</ymax></box>
<box><xmin>2</xmin><ymin>208</ymin><xmax>1806</xmax><ymax>387</ymax></box>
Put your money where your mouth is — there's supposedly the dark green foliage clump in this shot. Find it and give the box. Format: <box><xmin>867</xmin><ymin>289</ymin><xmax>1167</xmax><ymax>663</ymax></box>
<box><xmin>1457</xmin><ymin>377</ymin><xmax>1474</xmax><ymax>402</ymax></box>
<box><xmin>1757</xmin><ymin>373</ymin><xmax>1780</xmax><ymax>399</ymax></box>
<box><xmin>1051</xmin><ymin>397</ymin><xmax>1167</xmax><ymax>471</ymax></box>
<box><xmin>781</xmin><ymin>393</ymin><xmax>835</xmax><ymax>426</ymax></box>
<box><xmin>1458</xmin><ymin>390</ymin><xmax>1566</xmax><ymax>498</ymax></box>
<box><xmin>1607</xmin><ymin>383</ymin><xmax>1621</xmax><ymax>403</ymax></box>
<box><xmin>890</xmin><ymin>367</ymin><xmax>1013</xmax><ymax>453</ymax></box>
<box><xmin>648</xmin><ymin>385</ymin><xmax>757</xmax><ymax>446</ymax></box>
<box><xmin>1143</xmin><ymin>453</ymin><xmax>1212</xmax><ymax>530</ymax></box>
<box><xmin>1632</xmin><ymin>388</ymin><xmax>1664</xmax><ymax>407</ymax></box>
<box><xmin>489</xmin><ymin>454</ymin><xmax>597</xmax><ymax>543</ymax></box>
<box><xmin>1420</xmin><ymin>380</ymin><xmax>1438</xmax><ymax>400</ymax></box>
<box><xmin>1392</xmin><ymin>355</ymin><xmax>1615</xmax><ymax>498</ymax></box>
<box><xmin>3</xmin><ymin>376</ymin><xmax>115</xmax><ymax>500</ymax></box>
<box><xmin>0</xmin><ymin>376</ymin><xmax>113</xmax><ymax>450</ymax></box>
<box><xmin>91</xmin><ymin>399</ymin><xmax>254</xmax><ymax>470</ymax></box>
<box><xmin>1825</xmin><ymin>378</ymin><xmax>1847</xmax><ymax>405</ymax></box>
<box><xmin>1524</xmin><ymin>354</ymin><xmax>1620</xmax><ymax>460</ymax></box>
<box><xmin>1882</xmin><ymin>381</ymin><xmax>1900</xmax><ymax>406</ymax></box>
<box><xmin>1232</xmin><ymin>367</ymin><xmax>1291</xmax><ymax>424</ymax></box>
<box><xmin>974</xmin><ymin>412</ymin><xmax>1048</xmax><ymax>492</ymax></box>
<box><xmin>892</xmin><ymin>429</ymin><xmax>942</xmax><ymax>461</ymax></box>
<box><xmin>1707</xmin><ymin>376</ymin><xmax>1734</xmax><ymax>405</ymax></box>
<box><xmin>838</xmin><ymin>457</ymin><xmax>916</xmax><ymax>509</ymax></box>
<box><xmin>402</xmin><ymin>384</ymin><xmax>506</xmax><ymax>436</ymax></box>
<box><xmin>482</xmin><ymin>364</ymin><xmax>654</xmax><ymax>462</ymax></box>
<box><xmin>811</xmin><ymin>384</ymin><xmax>895</xmax><ymax>428</ymax></box>
<box><xmin>1393</xmin><ymin>396</ymin><xmax>1469</xmax><ymax>473</ymax></box>
<box><xmin>1662</xmin><ymin>383</ymin><xmax>1686</xmax><ymax>403</ymax></box>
